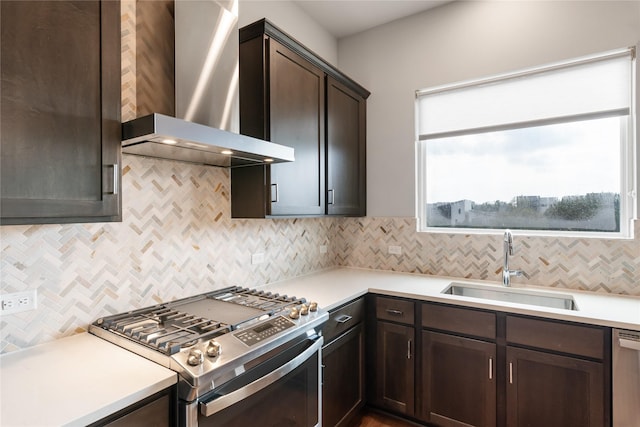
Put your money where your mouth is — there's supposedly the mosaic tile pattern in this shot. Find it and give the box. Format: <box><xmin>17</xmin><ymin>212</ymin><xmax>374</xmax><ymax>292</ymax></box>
<box><xmin>336</xmin><ymin>217</ymin><xmax>640</xmax><ymax>296</ymax></box>
<box><xmin>0</xmin><ymin>155</ymin><xmax>336</xmax><ymax>353</ymax></box>
<box><xmin>135</xmin><ymin>0</ymin><xmax>175</xmax><ymax>117</ymax></box>
<box><xmin>121</xmin><ymin>0</ymin><xmax>136</xmax><ymax>121</ymax></box>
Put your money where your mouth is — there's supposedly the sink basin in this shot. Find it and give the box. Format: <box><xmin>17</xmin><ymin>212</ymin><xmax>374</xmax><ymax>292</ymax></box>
<box><xmin>442</xmin><ymin>283</ymin><xmax>578</xmax><ymax>311</ymax></box>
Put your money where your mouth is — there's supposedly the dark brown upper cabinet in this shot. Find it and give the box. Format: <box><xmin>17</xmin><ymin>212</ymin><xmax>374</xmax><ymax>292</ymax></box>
<box><xmin>231</xmin><ymin>19</ymin><xmax>369</xmax><ymax>218</ymax></box>
<box><xmin>327</xmin><ymin>77</ymin><xmax>367</xmax><ymax>216</ymax></box>
<box><xmin>1</xmin><ymin>0</ymin><xmax>121</xmax><ymax>225</ymax></box>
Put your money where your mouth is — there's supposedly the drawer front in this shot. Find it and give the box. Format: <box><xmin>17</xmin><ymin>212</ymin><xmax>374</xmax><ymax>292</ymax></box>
<box><xmin>376</xmin><ymin>296</ymin><xmax>414</xmax><ymax>325</ymax></box>
<box><xmin>323</xmin><ymin>297</ymin><xmax>365</xmax><ymax>343</ymax></box>
<box><xmin>506</xmin><ymin>315</ymin><xmax>604</xmax><ymax>359</ymax></box>
<box><xmin>422</xmin><ymin>303</ymin><xmax>496</xmax><ymax>340</ymax></box>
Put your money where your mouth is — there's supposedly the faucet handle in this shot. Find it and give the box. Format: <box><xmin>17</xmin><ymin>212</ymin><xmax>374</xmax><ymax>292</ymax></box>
<box><xmin>510</xmin><ymin>269</ymin><xmax>529</xmax><ymax>280</ymax></box>
<box><xmin>504</xmin><ymin>229</ymin><xmax>515</xmax><ymax>255</ymax></box>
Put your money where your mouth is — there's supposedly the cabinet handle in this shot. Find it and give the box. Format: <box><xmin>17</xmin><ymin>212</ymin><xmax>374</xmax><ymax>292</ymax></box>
<box><xmin>489</xmin><ymin>358</ymin><xmax>493</xmax><ymax>380</ymax></box>
<box><xmin>271</xmin><ymin>183</ymin><xmax>279</xmax><ymax>203</ymax></box>
<box><xmin>335</xmin><ymin>314</ymin><xmax>352</xmax><ymax>324</ymax></box>
<box><xmin>113</xmin><ymin>164</ymin><xmax>119</xmax><ymax>195</ymax></box>
<box><xmin>407</xmin><ymin>340</ymin><xmax>412</xmax><ymax>359</ymax></box>
<box><xmin>509</xmin><ymin>362</ymin><xmax>513</xmax><ymax>384</ymax></box>
<box><xmin>105</xmin><ymin>164</ymin><xmax>119</xmax><ymax>195</ymax></box>
<box><xmin>328</xmin><ymin>189</ymin><xmax>335</xmax><ymax>205</ymax></box>
<box><xmin>386</xmin><ymin>309</ymin><xmax>403</xmax><ymax>317</ymax></box>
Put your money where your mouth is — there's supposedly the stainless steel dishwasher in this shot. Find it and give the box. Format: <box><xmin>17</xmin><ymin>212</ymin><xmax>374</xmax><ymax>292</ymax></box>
<box><xmin>613</xmin><ymin>329</ymin><xmax>640</xmax><ymax>427</ymax></box>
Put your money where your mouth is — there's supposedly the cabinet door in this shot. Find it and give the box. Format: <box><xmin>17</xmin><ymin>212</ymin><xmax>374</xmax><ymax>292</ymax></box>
<box><xmin>374</xmin><ymin>321</ymin><xmax>415</xmax><ymax>416</ymax></box>
<box><xmin>88</xmin><ymin>387</ymin><xmax>175</xmax><ymax>427</ymax></box>
<box><xmin>268</xmin><ymin>39</ymin><xmax>325</xmax><ymax>216</ymax></box>
<box><xmin>1</xmin><ymin>0</ymin><xmax>121</xmax><ymax>224</ymax></box>
<box><xmin>506</xmin><ymin>346</ymin><xmax>605</xmax><ymax>427</ymax></box>
<box><xmin>322</xmin><ymin>323</ymin><xmax>365</xmax><ymax>427</ymax></box>
<box><xmin>326</xmin><ymin>77</ymin><xmax>366</xmax><ymax>216</ymax></box>
<box><xmin>421</xmin><ymin>331</ymin><xmax>496</xmax><ymax>427</ymax></box>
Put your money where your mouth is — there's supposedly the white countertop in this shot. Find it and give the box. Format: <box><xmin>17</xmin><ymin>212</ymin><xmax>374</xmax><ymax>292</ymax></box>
<box><xmin>0</xmin><ymin>333</ymin><xmax>176</xmax><ymax>427</ymax></box>
<box><xmin>1</xmin><ymin>267</ymin><xmax>637</xmax><ymax>427</ymax></box>
<box><xmin>262</xmin><ymin>267</ymin><xmax>640</xmax><ymax>330</ymax></box>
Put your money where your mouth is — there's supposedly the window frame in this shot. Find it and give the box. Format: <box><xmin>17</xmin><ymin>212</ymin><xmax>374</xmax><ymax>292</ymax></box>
<box><xmin>415</xmin><ymin>48</ymin><xmax>637</xmax><ymax>239</ymax></box>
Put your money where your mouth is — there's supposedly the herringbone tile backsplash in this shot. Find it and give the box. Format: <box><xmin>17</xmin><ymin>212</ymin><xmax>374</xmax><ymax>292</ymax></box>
<box><xmin>1</xmin><ymin>1</ymin><xmax>638</xmax><ymax>353</ymax></box>
<box><xmin>335</xmin><ymin>217</ymin><xmax>640</xmax><ymax>296</ymax></box>
<box><xmin>2</xmin><ymin>155</ymin><xmax>639</xmax><ymax>353</ymax></box>
<box><xmin>0</xmin><ymin>155</ymin><xmax>336</xmax><ymax>353</ymax></box>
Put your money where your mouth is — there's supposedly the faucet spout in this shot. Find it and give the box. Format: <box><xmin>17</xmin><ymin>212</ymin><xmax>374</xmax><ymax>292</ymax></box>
<box><xmin>502</xmin><ymin>230</ymin><xmax>523</xmax><ymax>287</ymax></box>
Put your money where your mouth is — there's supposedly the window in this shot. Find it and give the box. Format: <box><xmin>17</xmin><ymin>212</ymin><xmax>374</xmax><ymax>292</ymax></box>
<box><xmin>416</xmin><ymin>48</ymin><xmax>636</xmax><ymax>237</ymax></box>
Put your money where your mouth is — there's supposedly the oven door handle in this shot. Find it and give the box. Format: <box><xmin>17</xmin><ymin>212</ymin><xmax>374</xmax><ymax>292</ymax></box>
<box><xmin>200</xmin><ymin>336</ymin><xmax>323</xmax><ymax>417</ymax></box>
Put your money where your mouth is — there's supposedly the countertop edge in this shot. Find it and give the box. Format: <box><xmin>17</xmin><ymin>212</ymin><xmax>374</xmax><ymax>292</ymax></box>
<box><xmin>66</xmin><ymin>373</ymin><xmax>178</xmax><ymax>427</ymax></box>
<box><xmin>264</xmin><ymin>267</ymin><xmax>640</xmax><ymax>331</ymax></box>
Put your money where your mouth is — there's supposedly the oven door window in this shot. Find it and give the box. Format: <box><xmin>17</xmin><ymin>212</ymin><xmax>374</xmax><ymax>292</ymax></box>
<box><xmin>198</xmin><ymin>338</ymin><xmax>321</xmax><ymax>427</ymax></box>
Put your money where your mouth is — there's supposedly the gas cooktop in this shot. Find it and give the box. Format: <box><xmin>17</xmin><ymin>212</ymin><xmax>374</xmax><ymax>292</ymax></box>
<box><xmin>93</xmin><ymin>287</ymin><xmax>309</xmax><ymax>355</ymax></box>
<box><xmin>89</xmin><ymin>286</ymin><xmax>327</xmax><ymax>402</ymax></box>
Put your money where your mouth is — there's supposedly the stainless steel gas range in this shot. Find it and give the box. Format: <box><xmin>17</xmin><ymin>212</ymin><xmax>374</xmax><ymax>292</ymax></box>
<box><xmin>90</xmin><ymin>286</ymin><xmax>328</xmax><ymax>427</ymax></box>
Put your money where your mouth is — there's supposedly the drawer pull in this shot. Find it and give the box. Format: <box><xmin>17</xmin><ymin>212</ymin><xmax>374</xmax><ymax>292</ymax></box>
<box><xmin>386</xmin><ymin>309</ymin><xmax>403</xmax><ymax>316</ymax></box>
<box><xmin>335</xmin><ymin>314</ymin><xmax>352</xmax><ymax>324</ymax></box>
<box><xmin>407</xmin><ymin>339</ymin><xmax>412</xmax><ymax>359</ymax></box>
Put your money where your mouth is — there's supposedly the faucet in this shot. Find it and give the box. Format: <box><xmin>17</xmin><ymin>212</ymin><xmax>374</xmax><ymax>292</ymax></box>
<box><xmin>502</xmin><ymin>230</ymin><xmax>523</xmax><ymax>287</ymax></box>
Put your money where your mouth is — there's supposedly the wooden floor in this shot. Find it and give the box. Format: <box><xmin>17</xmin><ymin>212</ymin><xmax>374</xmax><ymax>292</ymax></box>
<box><xmin>353</xmin><ymin>409</ymin><xmax>421</xmax><ymax>427</ymax></box>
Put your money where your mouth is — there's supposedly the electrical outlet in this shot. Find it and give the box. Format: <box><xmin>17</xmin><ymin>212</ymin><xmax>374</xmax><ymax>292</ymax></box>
<box><xmin>388</xmin><ymin>245</ymin><xmax>402</xmax><ymax>255</ymax></box>
<box><xmin>251</xmin><ymin>252</ymin><xmax>265</xmax><ymax>265</ymax></box>
<box><xmin>320</xmin><ymin>245</ymin><xmax>328</xmax><ymax>254</ymax></box>
<box><xmin>1</xmin><ymin>290</ymin><xmax>37</xmax><ymax>315</ymax></box>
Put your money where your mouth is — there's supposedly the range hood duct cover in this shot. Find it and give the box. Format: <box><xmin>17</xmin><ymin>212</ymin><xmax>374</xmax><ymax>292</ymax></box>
<box><xmin>121</xmin><ymin>0</ymin><xmax>294</xmax><ymax>167</ymax></box>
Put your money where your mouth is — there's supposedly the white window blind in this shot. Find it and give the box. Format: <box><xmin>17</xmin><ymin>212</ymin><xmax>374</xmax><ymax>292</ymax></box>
<box><xmin>417</xmin><ymin>49</ymin><xmax>634</xmax><ymax>140</ymax></box>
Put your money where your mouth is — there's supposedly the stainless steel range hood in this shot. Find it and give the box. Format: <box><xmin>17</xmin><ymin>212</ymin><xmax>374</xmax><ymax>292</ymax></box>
<box><xmin>122</xmin><ymin>113</ymin><xmax>294</xmax><ymax>167</ymax></box>
<box><xmin>121</xmin><ymin>0</ymin><xmax>294</xmax><ymax>167</ymax></box>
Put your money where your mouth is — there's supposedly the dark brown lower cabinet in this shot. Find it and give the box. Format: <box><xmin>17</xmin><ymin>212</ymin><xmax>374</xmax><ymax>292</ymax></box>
<box><xmin>322</xmin><ymin>323</ymin><xmax>365</xmax><ymax>427</ymax></box>
<box><xmin>369</xmin><ymin>300</ymin><xmax>610</xmax><ymax>427</ymax></box>
<box><xmin>88</xmin><ymin>387</ymin><xmax>176</xmax><ymax>427</ymax></box>
<box><xmin>506</xmin><ymin>346</ymin><xmax>604</xmax><ymax>427</ymax></box>
<box><xmin>407</xmin><ymin>303</ymin><xmax>610</xmax><ymax>427</ymax></box>
<box><xmin>374</xmin><ymin>321</ymin><xmax>415</xmax><ymax>416</ymax></box>
<box><xmin>421</xmin><ymin>331</ymin><xmax>496</xmax><ymax>427</ymax></box>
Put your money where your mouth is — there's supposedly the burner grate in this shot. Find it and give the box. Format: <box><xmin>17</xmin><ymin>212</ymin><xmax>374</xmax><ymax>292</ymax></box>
<box><xmin>100</xmin><ymin>306</ymin><xmax>231</xmax><ymax>355</ymax></box>
<box><xmin>94</xmin><ymin>286</ymin><xmax>308</xmax><ymax>356</ymax></box>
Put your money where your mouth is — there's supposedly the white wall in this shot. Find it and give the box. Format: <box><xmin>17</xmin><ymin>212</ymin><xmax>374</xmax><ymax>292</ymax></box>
<box><xmin>337</xmin><ymin>0</ymin><xmax>640</xmax><ymax>217</ymax></box>
<box><xmin>238</xmin><ymin>0</ymin><xmax>338</xmax><ymax>65</ymax></box>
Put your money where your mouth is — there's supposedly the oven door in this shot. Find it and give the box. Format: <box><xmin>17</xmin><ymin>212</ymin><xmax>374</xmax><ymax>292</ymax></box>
<box><xmin>186</xmin><ymin>334</ymin><xmax>322</xmax><ymax>427</ymax></box>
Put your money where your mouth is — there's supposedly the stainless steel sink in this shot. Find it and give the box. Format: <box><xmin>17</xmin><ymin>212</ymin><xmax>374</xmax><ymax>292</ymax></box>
<box><xmin>442</xmin><ymin>283</ymin><xmax>578</xmax><ymax>311</ymax></box>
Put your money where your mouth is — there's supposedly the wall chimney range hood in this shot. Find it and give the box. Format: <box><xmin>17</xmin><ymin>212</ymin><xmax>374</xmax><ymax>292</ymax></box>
<box><xmin>122</xmin><ymin>113</ymin><xmax>294</xmax><ymax>167</ymax></box>
<box><xmin>121</xmin><ymin>0</ymin><xmax>294</xmax><ymax>167</ymax></box>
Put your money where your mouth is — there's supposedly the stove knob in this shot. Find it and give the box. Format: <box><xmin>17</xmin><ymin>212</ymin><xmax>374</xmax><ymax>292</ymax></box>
<box><xmin>309</xmin><ymin>302</ymin><xmax>318</xmax><ymax>312</ymax></box>
<box><xmin>300</xmin><ymin>304</ymin><xmax>309</xmax><ymax>316</ymax></box>
<box><xmin>206</xmin><ymin>340</ymin><xmax>222</xmax><ymax>358</ymax></box>
<box><xmin>289</xmin><ymin>307</ymin><xmax>300</xmax><ymax>319</ymax></box>
<box><xmin>187</xmin><ymin>348</ymin><xmax>204</xmax><ymax>366</ymax></box>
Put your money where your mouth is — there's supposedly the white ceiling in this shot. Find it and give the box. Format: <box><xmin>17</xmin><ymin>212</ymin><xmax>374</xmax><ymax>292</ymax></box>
<box><xmin>293</xmin><ymin>0</ymin><xmax>451</xmax><ymax>38</ymax></box>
